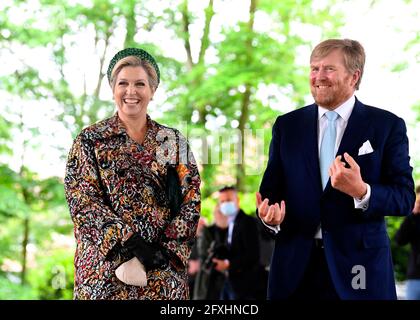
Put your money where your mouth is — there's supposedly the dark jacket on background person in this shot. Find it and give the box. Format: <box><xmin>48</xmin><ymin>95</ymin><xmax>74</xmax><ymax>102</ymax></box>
<box><xmin>227</xmin><ymin>209</ymin><xmax>261</xmax><ymax>299</ymax></box>
<box><xmin>193</xmin><ymin>225</ymin><xmax>228</xmax><ymax>299</ymax></box>
<box><xmin>395</xmin><ymin>214</ymin><xmax>420</xmax><ymax>279</ymax></box>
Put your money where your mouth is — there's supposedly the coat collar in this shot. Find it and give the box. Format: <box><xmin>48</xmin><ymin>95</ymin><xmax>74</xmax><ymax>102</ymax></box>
<box><xmin>98</xmin><ymin>112</ymin><xmax>157</xmax><ymax>141</ymax></box>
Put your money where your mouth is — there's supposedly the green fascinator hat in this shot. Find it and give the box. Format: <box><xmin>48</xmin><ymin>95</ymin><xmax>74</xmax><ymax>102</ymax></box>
<box><xmin>107</xmin><ymin>47</ymin><xmax>160</xmax><ymax>86</ymax></box>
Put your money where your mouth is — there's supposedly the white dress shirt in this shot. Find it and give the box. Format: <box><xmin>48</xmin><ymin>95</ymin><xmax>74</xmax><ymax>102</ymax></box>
<box><xmin>263</xmin><ymin>95</ymin><xmax>371</xmax><ymax>234</ymax></box>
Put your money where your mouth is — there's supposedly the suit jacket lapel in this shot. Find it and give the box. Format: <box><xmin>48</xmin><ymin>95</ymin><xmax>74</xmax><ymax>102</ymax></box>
<box><xmin>336</xmin><ymin>98</ymin><xmax>370</xmax><ymax>158</ymax></box>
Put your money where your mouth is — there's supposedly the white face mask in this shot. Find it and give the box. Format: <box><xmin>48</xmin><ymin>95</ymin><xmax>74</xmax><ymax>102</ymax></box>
<box><xmin>220</xmin><ymin>201</ymin><xmax>238</xmax><ymax>216</ymax></box>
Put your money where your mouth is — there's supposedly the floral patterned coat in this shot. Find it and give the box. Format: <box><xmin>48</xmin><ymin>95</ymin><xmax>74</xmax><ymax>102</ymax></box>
<box><xmin>64</xmin><ymin>113</ymin><xmax>201</xmax><ymax>299</ymax></box>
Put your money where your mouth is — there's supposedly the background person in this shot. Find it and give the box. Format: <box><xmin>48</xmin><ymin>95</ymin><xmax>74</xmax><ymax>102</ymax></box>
<box><xmin>214</xmin><ymin>186</ymin><xmax>261</xmax><ymax>300</ymax></box>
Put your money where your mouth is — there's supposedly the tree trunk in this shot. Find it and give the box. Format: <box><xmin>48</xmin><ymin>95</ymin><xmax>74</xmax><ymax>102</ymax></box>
<box><xmin>94</xmin><ymin>31</ymin><xmax>111</xmax><ymax>99</ymax></box>
<box><xmin>237</xmin><ymin>86</ymin><xmax>251</xmax><ymax>191</ymax></box>
<box><xmin>181</xmin><ymin>0</ymin><xmax>215</xmax><ymax>197</ymax></box>
<box><xmin>181</xmin><ymin>0</ymin><xmax>194</xmax><ymax>70</ymax></box>
<box><xmin>21</xmin><ymin>216</ymin><xmax>29</xmax><ymax>285</ymax></box>
<box><xmin>18</xmin><ymin>108</ymin><xmax>29</xmax><ymax>285</ymax></box>
<box><xmin>236</xmin><ymin>0</ymin><xmax>257</xmax><ymax>192</ymax></box>
<box><xmin>198</xmin><ymin>0</ymin><xmax>214</xmax><ymax>64</ymax></box>
<box><xmin>124</xmin><ymin>1</ymin><xmax>137</xmax><ymax>49</ymax></box>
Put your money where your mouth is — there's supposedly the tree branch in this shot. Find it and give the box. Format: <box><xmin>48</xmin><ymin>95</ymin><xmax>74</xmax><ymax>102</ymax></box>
<box><xmin>198</xmin><ymin>0</ymin><xmax>214</xmax><ymax>64</ymax></box>
<box><xmin>181</xmin><ymin>0</ymin><xmax>194</xmax><ymax>69</ymax></box>
<box><xmin>94</xmin><ymin>27</ymin><xmax>112</xmax><ymax>99</ymax></box>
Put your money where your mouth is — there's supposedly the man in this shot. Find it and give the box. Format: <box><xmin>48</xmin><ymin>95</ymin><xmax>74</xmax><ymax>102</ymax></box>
<box><xmin>395</xmin><ymin>185</ymin><xmax>420</xmax><ymax>300</ymax></box>
<box><xmin>213</xmin><ymin>186</ymin><xmax>261</xmax><ymax>300</ymax></box>
<box><xmin>257</xmin><ymin>39</ymin><xmax>415</xmax><ymax>300</ymax></box>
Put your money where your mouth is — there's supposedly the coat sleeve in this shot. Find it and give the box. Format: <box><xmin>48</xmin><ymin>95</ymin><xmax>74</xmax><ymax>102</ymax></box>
<box><xmin>366</xmin><ymin>117</ymin><xmax>415</xmax><ymax>218</ymax></box>
<box><xmin>64</xmin><ymin>133</ymin><xmax>134</xmax><ymax>260</ymax></box>
<box><xmin>259</xmin><ymin>117</ymin><xmax>284</xmax><ymax>205</ymax></box>
<box><xmin>160</xmin><ymin>132</ymin><xmax>201</xmax><ymax>268</ymax></box>
<box><xmin>258</xmin><ymin>117</ymin><xmax>285</xmax><ymax>233</ymax></box>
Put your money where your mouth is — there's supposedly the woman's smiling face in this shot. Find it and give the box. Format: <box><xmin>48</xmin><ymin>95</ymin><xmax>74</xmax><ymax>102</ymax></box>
<box><xmin>113</xmin><ymin>66</ymin><xmax>155</xmax><ymax>119</ymax></box>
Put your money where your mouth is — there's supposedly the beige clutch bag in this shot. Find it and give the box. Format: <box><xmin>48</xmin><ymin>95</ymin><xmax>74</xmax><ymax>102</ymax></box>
<box><xmin>115</xmin><ymin>257</ymin><xmax>147</xmax><ymax>287</ymax></box>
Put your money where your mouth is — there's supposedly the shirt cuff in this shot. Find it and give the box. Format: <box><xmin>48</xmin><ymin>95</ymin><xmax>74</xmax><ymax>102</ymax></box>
<box><xmin>261</xmin><ymin>218</ymin><xmax>281</xmax><ymax>234</ymax></box>
<box><xmin>353</xmin><ymin>183</ymin><xmax>371</xmax><ymax>211</ymax></box>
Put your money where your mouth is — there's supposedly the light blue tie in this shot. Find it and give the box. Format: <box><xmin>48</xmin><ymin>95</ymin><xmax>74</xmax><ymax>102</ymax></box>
<box><xmin>320</xmin><ymin>111</ymin><xmax>338</xmax><ymax>189</ymax></box>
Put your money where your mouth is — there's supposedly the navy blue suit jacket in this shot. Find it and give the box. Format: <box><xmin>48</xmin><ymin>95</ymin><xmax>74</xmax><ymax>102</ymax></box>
<box><xmin>259</xmin><ymin>98</ymin><xmax>415</xmax><ymax>299</ymax></box>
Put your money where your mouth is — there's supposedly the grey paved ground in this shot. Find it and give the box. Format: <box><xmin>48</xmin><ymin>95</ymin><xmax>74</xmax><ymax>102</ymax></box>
<box><xmin>396</xmin><ymin>281</ymin><xmax>406</xmax><ymax>300</ymax></box>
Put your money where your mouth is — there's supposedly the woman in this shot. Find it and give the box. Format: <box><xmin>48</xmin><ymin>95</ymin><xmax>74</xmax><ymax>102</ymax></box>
<box><xmin>64</xmin><ymin>47</ymin><xmax>201</xmax><ymax>299</ymax></box>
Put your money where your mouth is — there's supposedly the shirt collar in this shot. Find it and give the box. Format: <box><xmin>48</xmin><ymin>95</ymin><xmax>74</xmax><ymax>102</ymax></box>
<box><xmin>228</xmin><ymin>214</ymin><xmax>236</xmax><ymax>224</ymax></box>
<box><xmin>227</xmin><ymin>209</ymin><xmax>240</xmax><ymax>224</ymax></box>
<box><xmin>318</xmin><ymin>95</ymin><xmax>355</xmax><ymax>122</ymax></box>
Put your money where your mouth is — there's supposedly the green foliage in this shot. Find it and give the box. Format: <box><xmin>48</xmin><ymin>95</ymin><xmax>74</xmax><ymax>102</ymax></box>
<box><xmin>27</xmin><ymin>249</ymin><xmax>74</xmax><ymax>300</ymax></box>
<box><xmin>238</xmin><ymin>192</ymin><xmax>259</xmax><ymax>217</ymax></box>
<box><xmin>0</xmin><ymin>117</ymin><xmax>12</xmax><ymax>155</ymax></box>
<box><xmin>201</xmin><ymin>196</ymin><xmax>217</xmax><ymax>223</ymax></box>
<box><xmin>0</xmin><ymin>164</ymin><xmax>72</xmax><ymax>299</ymax></box>
<box><xmin>413</xmin><ymin>101</ymin><xmax>420</xmax><ymax>123</ymax></box>
<box><xmin>387</xmin><ymin>217</ymin><xmax>410</xmax><ymax>281</ymax></box>
<box><xmin>0</xmin><ymin>249</ymin><xmax>74</xmax><ymax>300</ymax></box>
<box><xmin>0</xmin><ymin>277</ymin><xmax>36</xmax><ymax>300</ymax></box>
<box><xmin>0</xmin><ymin>69</ymin><xmax>54</xmax><ymax>100</ymax></box>
<box><xmin>162</xmin><ymin>0</ymin><xmax>343</xmax><ymax>194</ymax></box>
<box><xmin>0</xmin><ymin>165</ymin><xmax>31</xmax><ymax>220</ymax></box>
<box><xmin>0</xmin><ymin>217</ymin><xmax>24</xmax><ymax>266</ymax></box>
<box><xmin>391</xmin><ymin>62</ymin><xmax>409</xmax><ymax>73</ymax></box>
